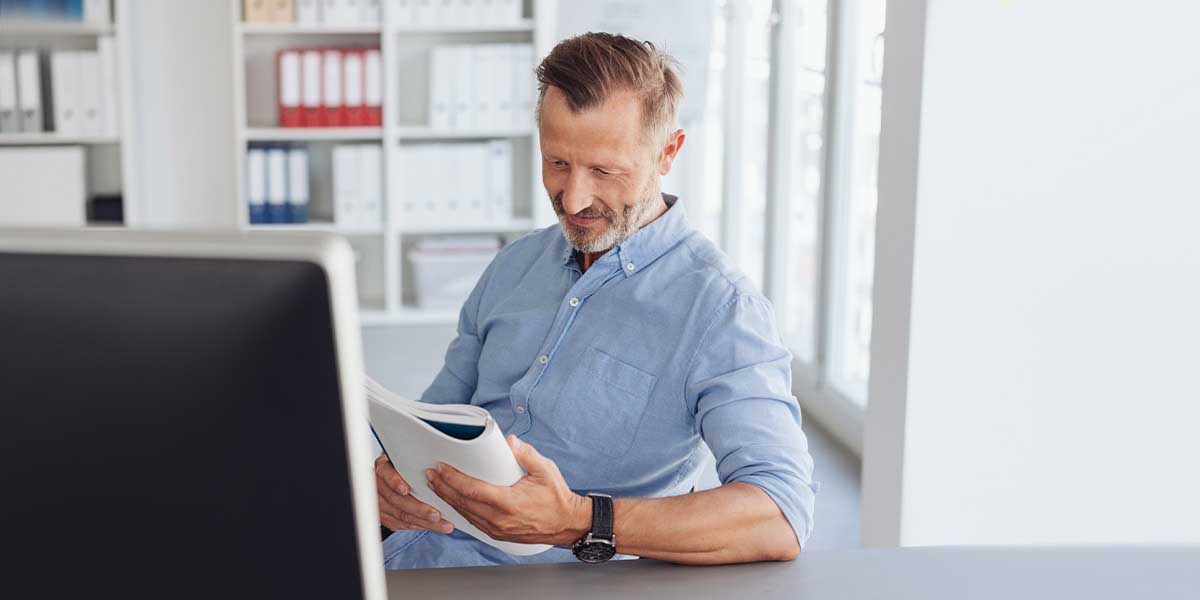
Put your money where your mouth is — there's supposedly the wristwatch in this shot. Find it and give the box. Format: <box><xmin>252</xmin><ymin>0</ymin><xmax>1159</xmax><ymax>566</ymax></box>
<box><xmin>572</xmin><ymin>493</ymin><xmax>616</xmax><ymax>563</ymax></box>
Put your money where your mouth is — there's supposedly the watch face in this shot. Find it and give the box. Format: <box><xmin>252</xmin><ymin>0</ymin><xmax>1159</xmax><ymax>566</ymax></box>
<box><xmin>575</xmin><ymin>541</ymin><xmax>617</xmax><ymax>564</ymax></box>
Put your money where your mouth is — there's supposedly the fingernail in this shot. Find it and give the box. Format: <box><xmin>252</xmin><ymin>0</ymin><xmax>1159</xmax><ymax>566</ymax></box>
<box><xmin>425</xmin><ymin>469</ymin><xmax>435</xmax><ymax>483</ymax></box>
<box><xmin>440</xmin><ymin>521</ymin><xmax>454</xmax><ymax>533</ymax></box>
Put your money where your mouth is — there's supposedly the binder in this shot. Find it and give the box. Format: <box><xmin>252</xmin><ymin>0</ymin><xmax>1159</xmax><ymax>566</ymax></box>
<box><xmin>359</xmin><ymin>144</ymin><xmax>382</xmax><ymax>227</ymax></box>
<box><xmin>246</xmin><ymin>148</ymin><xmax>268</xmax><ymax>224</ymax></box>
<box><xmin>269</xmin><ymin>0</ymin><xmax>295</xmax><ymax>22</ymax></box>
<box><xmin>301</xmin><ymin>50</ymin><xmax>322</xmax><ymax>126</ymax></box>
<box><xmin>413</xmin><ymin>0</ymin><xmax>436</xmax><ymax>27</ymax></box>
<box><xmin>97</xmin><ymin>36</ymin><xmax>120</xmax><ymax>137</ymax></box>
<box><xmin>492</xmin><ymin>0</ymin><xmax>519</xmax><ymax>25</ymax></box>
<box><xmin>428</xmin><ymin>47</ymin><xmax>452</xmax><ymax>130</ymax></box>
<box><xmin>432</xmin><ymin>0</ymin><xmax>453</xmax><ymax>27</ymax></box>
<box><xmin>324</xmin><ymin>0</ymin><xmax>359</xmax><ymax>25</ymax></box>
<box><xmin>462</xmin><ymin>143</ymin><xmax>488</xmax><ymax>225</ymax></box>
<box><xmin>333</xmin><ymin>144</ymin><xmax>360</xmax><ymax>226</ymax></box>
<box><xmin>322</xmin><ymin>49</ymin><xmax>344</xmax><ymax>127</ymax></box>
<box><xmin>77</xmin><ymin>51</ymin><xmax>103</xmax><ymax>136</ymax></box>
<box><xmin>287</xmin><ymin>147</ymin><xmax>310</xmax><ymax>223</ymax></box>
<box><xmin>451</xmin><ymin>47</ymin><xmax>475</xmax><ymax>130</ymax></box>
<box><xmin>513</xmin><ymin>44</ymin><xmax>534</xmax><ymax>130</ymax></box>
<box><xmin>17</xmin><ymin>51</ymin><xmax>43</xmax><ymax>133</ymax></box>
<box><xmin>472</xmin><ymin>45</ymin><xmax>493</xmax><ymax>131</ymax></box>
<box><xmin>295</xmin><ymin>0</ymin><xmax>320</xmax><ymax>25</ymax></box>
<box><xmin>244</xmin><ymin>0</ymin><xmax>272</xmax><ymax>22</ymax></box>
<box><xmin>364</xmin><ymin>49</ymin><xmax>382</xmax><ymax>126</ymax></box>
<box><xmin>434</xmin><ymin>143</ymin><xmax>457</xmax><ymax>224</ymax></box>
<box><xmin>84</xmin><ymin>0</ymin><xmax>110</xmax><ymax>25</ymax></box>
<box><xmin>361</xmin><ymin>0</ymin><xmax>381</xmax><ymax>24</ymax></box>
<box><xmin>51</xmin><ymin>51</ymin><xmax>79</xmax><ymax>135</ymax></box>
<box><xmin>342</xmin><ymin>49</ymin><xmax>365</xmax><ymax>126</ymax></box>
<box><xmin>266</xmin><ymin>148</ymin><xmax>289</xmax><ymax>223</ymax></box>
<box><xmin>277</xmin><ymin>50</ymin><xmax>302</xmax><ymax>127</ymax></box>
<box><xmin>0</xmin><ymin>52</ymin><xmax>17</xmax><ymax>133</ymax></box>
<box><xmin>486</xmin><ymin>139</ymin><xmax>513</xmax><ymax>223</ymax></box>
<box><xmin>389</xmin><ymin>0</ymin><xmax>414</xmax><ymax>26</ymax></box>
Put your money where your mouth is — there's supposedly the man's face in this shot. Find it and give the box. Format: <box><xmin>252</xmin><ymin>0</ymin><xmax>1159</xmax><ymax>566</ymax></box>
<box><xmin>538</xmin><ymin>86</ymin><xmax>663</xmax><ymax>254</ymax></box>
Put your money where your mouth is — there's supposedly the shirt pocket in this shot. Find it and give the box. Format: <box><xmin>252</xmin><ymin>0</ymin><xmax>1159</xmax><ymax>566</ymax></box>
<box><xmin>546</xmin><ymin>347</ymin><xmax>658</xmax><ymax>458</ymax></box>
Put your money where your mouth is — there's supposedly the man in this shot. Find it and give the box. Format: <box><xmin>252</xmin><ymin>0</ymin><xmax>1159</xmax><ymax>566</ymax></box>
<box><xmin>377</xmin><ymin>32</ymin><xmax>816</xmax><ymax>569</ymax></box>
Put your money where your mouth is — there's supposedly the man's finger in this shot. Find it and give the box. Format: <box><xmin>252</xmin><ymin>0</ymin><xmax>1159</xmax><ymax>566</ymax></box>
<box><xmin>374</xmin><ymin>457</ymin><xmax>410</xmax><ymax>495</ymax></box>
<box><xmin>432</xmin><ymin>463</ymin><xmax>506</xmax><ymax>505</ymax></box>
<box><xmin>507</xmin><ymin>435</ymin><xmax>554</xmax><ymax>477</ymax></box>
<box><xmin>426</xmin><ymin>468</ymin><xmax>499</xmax><ymax>524</ymax></box>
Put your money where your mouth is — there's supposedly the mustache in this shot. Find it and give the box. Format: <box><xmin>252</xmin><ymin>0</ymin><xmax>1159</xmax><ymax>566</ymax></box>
<box><xmin>551</xmin><ymin>191</ymin><xmax>615</xmax><ymax>221</ymax></box>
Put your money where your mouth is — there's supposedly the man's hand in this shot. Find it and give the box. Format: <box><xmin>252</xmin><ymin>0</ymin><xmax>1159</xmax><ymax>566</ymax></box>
<box><xmin>425</xmin><ymin>435</ymin><xmax>591</xmax><ymax>547</ymax></box>
<box><xmin>375</xmin><ymin>454</ymin><xmax>455</xmax><ymax>534</ymax></box>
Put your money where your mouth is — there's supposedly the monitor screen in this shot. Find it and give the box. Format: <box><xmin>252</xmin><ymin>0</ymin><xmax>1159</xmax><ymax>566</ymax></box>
<box><xmin>0</xmin><ymin>250</ymin><xmax>368</xmax><ymax>598</ymax></box>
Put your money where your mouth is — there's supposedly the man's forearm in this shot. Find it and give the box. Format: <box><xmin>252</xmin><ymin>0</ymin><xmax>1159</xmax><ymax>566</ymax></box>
<box><xmin>559</xmin><ymin>482</ymin><xmax>800</xmax><ymax>565</ymax></box>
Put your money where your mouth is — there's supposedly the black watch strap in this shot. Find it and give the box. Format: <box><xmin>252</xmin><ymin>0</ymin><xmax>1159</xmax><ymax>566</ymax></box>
<box><xmin>589</xmin><ymin>493</ymin><xmax>614</xmax><ymax>540</ymax></box>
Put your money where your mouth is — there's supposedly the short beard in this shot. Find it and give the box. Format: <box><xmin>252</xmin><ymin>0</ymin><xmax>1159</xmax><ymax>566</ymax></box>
<box><xmin>551</xmin><ymin>178</ymin><xmax>662</xmax><ymax>254</ymax></box>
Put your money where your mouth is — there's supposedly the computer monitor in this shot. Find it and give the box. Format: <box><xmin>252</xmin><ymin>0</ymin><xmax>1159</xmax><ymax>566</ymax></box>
<box><xmin>0</xmin><ymin>229</ymin><xmax>386</xmax><ymax>599</ymax></box>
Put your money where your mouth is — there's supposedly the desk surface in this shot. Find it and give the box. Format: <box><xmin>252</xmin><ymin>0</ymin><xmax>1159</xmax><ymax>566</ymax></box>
<box><xmin>386</xmin><ymin>546</ymin><xmax>1200</xmax><ymax>599</ymax></box>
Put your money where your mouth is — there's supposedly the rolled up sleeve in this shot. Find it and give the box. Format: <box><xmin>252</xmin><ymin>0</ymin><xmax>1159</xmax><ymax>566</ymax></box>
<box><xmin>684</xmin><ymin>293</ymin><xmax>818</xmax><ymax>548</ymax></box>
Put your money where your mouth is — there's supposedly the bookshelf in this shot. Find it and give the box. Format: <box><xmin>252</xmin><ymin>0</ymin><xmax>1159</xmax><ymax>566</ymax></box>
<box><xmin>0</xmin><ymin>0</ymin><xmax>137</xmax><ymax>226</ymax></box>
<box><xmin>230</xmin><ymin>0</ymin><xmax>556</xmax><ymax>326</ymax></box>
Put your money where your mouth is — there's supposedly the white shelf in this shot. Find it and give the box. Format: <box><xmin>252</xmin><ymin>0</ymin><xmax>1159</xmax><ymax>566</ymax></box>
<box><xmin>0</xmin><ymin>133</ymin><xmax>120</xmax><ymax>146</ymax></box>
<box><xmin>244</xmin><ymin>127</ymin><xmax>384</xmax><ymax>141</ymax></box>
<box><xmin>360</xmin><ymin>308</ymin><xmax>458</xmax><ymax>326</ymax></box>
<box><xmin>401</xmin><ymin>219</ymin><xmax>536</xmax><ymax>234</ymax></box>
<box><xmin>396</xmin><ymin>127</ymin><xmax>534</xmax><ymax>140</ymax></box>
<box><xmin>247</xmin><ymin>222</ymin><xmax>385</xmax><ymax>234</ymax></box>
<box><xmin>239</xmin><ymin>23</ymin><xmax>381</xmax><ymax>35</ymax></box>
<box><xmin>388</xmin><ymin>20</ymin><xmax>535</xmax><ymax>33</ymax></box>
<box><xmin>0</xmin><ymin>20</ymin><xmax>114</xmax><ymax>36</ymax></box>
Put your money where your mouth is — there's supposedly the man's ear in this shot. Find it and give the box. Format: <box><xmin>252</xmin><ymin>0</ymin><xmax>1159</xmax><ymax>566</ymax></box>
<box><xmin>657</xmin><ymin>129</ymin><xmax>686</xmax><ymax>176</ymax></box>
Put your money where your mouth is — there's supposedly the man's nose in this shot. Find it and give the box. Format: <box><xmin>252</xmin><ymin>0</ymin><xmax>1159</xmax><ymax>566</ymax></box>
<box><xmin>561</xmin><ymin>169</ymin><xmax>594</xmax><ymax>215</ymax></box>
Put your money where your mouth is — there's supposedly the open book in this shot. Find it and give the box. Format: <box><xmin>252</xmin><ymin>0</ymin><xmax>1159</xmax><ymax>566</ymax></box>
<box><xmin>365</xmin><ymin>376</ymin><xmax>552</xmax><ymax>556</ymax></box>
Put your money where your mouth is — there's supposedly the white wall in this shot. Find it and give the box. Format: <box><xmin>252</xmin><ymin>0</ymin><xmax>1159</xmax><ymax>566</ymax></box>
<box><xmin>122</xmin><ymin>0</ymin><xmax>238</xmax><ymax>228</ymax></box>
<box><xmin>863</xmin><ymin>0</ymin><xmax>1200</xmax><ymax>546</ymax></box>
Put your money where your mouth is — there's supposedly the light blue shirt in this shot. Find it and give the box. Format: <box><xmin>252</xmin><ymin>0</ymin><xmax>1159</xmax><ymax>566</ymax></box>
<box><xmin>383</xmin><ymin>195</ymin><xmax>817</xmax><ymax>569</ymax></box>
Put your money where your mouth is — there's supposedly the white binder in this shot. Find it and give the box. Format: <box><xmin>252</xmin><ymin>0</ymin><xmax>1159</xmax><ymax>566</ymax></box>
<box><xmin>428</xmin><ymin>47</ymin><xmax>452</xmax><ymax>130</ymax></box>
<box><xmin>97</xmin><ymin>36</ymin><xmax>120</xmax><ymax>137</ymax></box>
<box><xmin>472</xmin><ymin>45</ymin><xmax>494</xmax><ymax>131</ymax></box>
<box><xmin>359</xmin><ymin>144</ymin><xmax>383</xmax><ymax>227</ymax></box>
<box><xmin>451</xmin><ymin>47</ymin><xmax>475</xmax><ymax>130</ymax></box>
<box><xmin>17</xmin><ymin>51</ymin><xmax>43</xmax><ymax>133</ymax></box>
<box><xmin>333</xmin><ymin>144</ymin><xmax>361</xmax><ymax>226</ymax></box>
<box><xmin>295</xmin><ymin>0</ymin><xmax>320</xmax><ymax>25</ymax></box>
<box><xmin>77</xmin><ymin>52</ymin><xmax>103</xmax><ymax>136</ymax></box>
<box><xmin>279</xmin><ymin>50</ymin><xmax>302</xmax><ymax>123</ymax></box>
<box><xmin>486</xmin><ymin>140</ymin><xmax>513</xmax><ymax>223</ymax></box>
<box><xmin>361</xmin><ymin>0</ymin><xmax>381</xmax><ymax>24</ymax></box>
<box><xmin>0</xmin><ymin>52</ymin><xmax>17</xmax><ymax>133</ymax></box>
<box><xmin>84</xmin><ymin>0</ymin><xmax>111</xmax><ymax>25</ymax></box>
<box><xmin>514</xmin><ymin>44</ymin><xmax>534</xmax><ymax>130</ymax></box>
<box><xmin>50</xmin><ymin>52</ymin><xmax>80</xmax><ymax>135</ymax></box>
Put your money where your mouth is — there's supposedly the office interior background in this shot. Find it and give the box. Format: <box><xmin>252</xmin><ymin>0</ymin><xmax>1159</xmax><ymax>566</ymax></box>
<box><xmin>2</xmin><ymin>0</ymin><xmax>1197</xmax><ymax>552</ymax></box>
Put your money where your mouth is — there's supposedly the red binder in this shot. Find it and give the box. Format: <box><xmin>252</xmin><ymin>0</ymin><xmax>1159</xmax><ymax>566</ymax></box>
<box><xmin>322</xmin><ymin>48</ymin><xmax>344</xmax><ymax>127</ymax></box>
<box><xmin>343</xmin><ymin>49</ymin><xmax>366</xmax><ymax>127</ymax></box>
<box><xmin>277</xmin><ymin>50</ymin><xmax>302</xmax><ymax>127</ymax></box>
<box><xmin>301</xmin><ymin>49</ymin><xmax>323</xmax><ymax>127</ymax></box>
<box><xmin>365</xmin><ymin>48</ymin><xmax>383</xmax><ymax>127</ymax></box>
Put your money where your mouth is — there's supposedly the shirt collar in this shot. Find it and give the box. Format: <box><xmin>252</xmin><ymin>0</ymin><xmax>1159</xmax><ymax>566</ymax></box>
<box><xmin>559</xmin><ymin>194</ymin><xmax>690</xmax><ymax>275</ymax></box>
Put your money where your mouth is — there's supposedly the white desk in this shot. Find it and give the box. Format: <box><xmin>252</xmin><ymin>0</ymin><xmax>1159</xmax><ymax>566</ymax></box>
<box><xmin>387</xmin><ymin>546</ymin><xmax>1200</xmax><ymax>599</ymax></box>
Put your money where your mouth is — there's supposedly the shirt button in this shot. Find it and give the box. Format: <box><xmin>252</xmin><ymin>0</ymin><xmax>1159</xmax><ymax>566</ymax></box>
<box><xmin>625</xmin><ymin>262</ymin><xmax>636</xmax><ymax>271</ymax></box>
<box><xmin>537</xmin><ymin>354</ymin><xmax>549</xmax><ymax>364</ymax></box>
<box><xmin>514</xmin><ymin>405</ymin><xmax>526</xmax><ymax>414</ymax></box>
<box><xmin>569</xmin><ymin>297</ymin><xmax>580</xmax><ymax>307</ymax></box>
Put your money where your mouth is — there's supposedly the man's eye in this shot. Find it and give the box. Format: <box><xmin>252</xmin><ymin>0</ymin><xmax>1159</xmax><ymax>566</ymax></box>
<box><xmin>551</xmin><ymin>160</ymin><xmax>567</xmax><ymax>168</ymax></box>
<box><xmin>592</xmin><ymin>168</ymin><xmax>611</xmax><ymax>176</ymax></box>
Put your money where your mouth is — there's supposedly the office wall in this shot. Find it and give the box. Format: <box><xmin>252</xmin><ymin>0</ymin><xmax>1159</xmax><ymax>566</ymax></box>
<box><xmin>863</xmin><ymin>0</ymin><xmax>1200</xmax><ymax>546</ymax></box>
<box><xmin>122</xmin><ymin>0</ymin><xmax>238</xmax><ymax>228</ymax></box>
